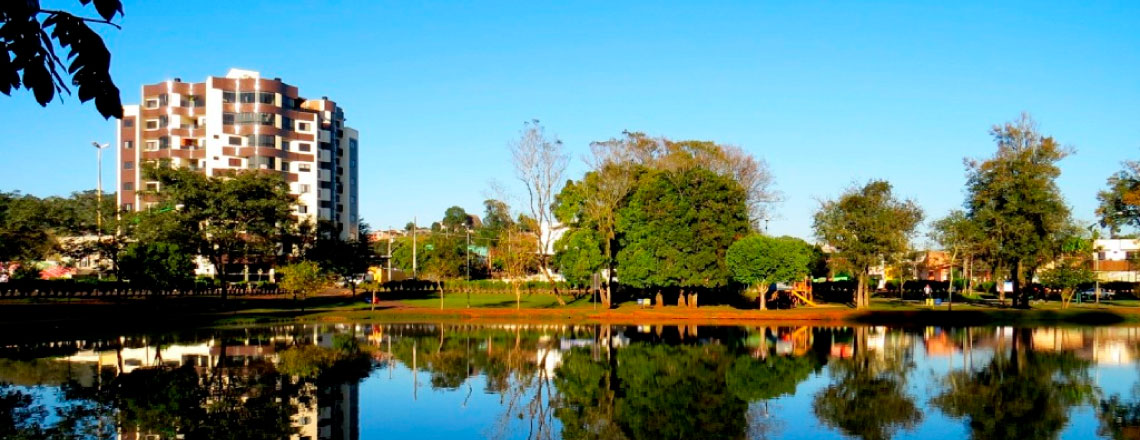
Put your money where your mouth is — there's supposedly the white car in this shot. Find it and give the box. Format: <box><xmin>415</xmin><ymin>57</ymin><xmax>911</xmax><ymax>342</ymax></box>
<box><xmin>1078</xmin><ymin>288</ymin><xmax>1114</xmax><ymax>301</ymax></box>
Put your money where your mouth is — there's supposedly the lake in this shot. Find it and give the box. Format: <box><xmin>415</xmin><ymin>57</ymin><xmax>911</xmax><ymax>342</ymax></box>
<box><xmin>1</xmin><ymin>323</ymin><xmax>1138</xmax><ymax>439</ymax></box>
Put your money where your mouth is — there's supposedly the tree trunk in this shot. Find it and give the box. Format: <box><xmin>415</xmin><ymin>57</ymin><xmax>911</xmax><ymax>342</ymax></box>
<box><xmin>678</xmin><ymin>289</ymin><xmax>687</xmax><ymax>307</ymax></box>
<box><xmin>689</xmin><ymin>292</ymin><xmax>698</xmax><ymax>308</ymax></box>
<box><xmin>539</xmin><ymin>257</ymin><xmax>567</xmax><ymax>306</ymax></box>
<box><xmin>758</xmin><ymin>284</ymin><xmax>767</xmax><ymax>310</ymax></box>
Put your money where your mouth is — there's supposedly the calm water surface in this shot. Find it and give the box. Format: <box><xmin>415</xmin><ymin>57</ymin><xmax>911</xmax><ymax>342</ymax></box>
<box><xmin>1</xmin><ymin>323</ymin><xmax>1139</xmax><ymax>439</ymax></box>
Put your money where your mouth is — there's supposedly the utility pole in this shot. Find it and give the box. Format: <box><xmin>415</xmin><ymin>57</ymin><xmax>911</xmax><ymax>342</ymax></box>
<box><xmin>412</xmin><ymin>217</ymin><xmax>418</xmax><ymax>279</ymax></box>
<box><xmin>466</xmin><ymin>228</ymin><xmax>471</xmax><ymax>309</ymax></box>
<box><xmin>386</xmin><ymin>227</ymin><xmax>393</xmax><ymax>283</ymax></box>
<box><xmin>91</xmin><ymin>142</ymin><xmax>109</xmax><ymax>279</ymax></box>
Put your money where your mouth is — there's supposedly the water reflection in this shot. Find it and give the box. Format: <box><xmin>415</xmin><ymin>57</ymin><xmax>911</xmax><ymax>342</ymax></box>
<box><xmin>2</xmin><ymin>324</ymin><xmax>1140</xmax><ymax>439</ymax></box>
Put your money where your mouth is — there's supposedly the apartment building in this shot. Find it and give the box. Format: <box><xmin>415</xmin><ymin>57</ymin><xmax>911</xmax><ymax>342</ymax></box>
<box><xmin>116</xmin><ymin>68</ymin><xmax>360</xmax><ymax>239</ymax></box>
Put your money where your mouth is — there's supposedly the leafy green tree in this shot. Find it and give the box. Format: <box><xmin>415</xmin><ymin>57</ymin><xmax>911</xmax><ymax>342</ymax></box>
<box><xmin>930</xmin><ymin>210</ymin><xmax>985</xmax><ymax>295</ymax></box>
<box><xmin>1038</xmin><ymin>224</ymin><xmax>1097</xmax><ymax>308</ymax></box>
<box><xmin>0</xmin><ymin>1</ymin><xmax>124</xmax><ymax>118</ymax></box>
<box><xmin>307</xmin><ymin>222</ymin><xmax>377</xmax><ymax>296</ymax></box>
<box><xmin>0</xmin><ymin>192</ymin><xmax>52</xmax><ymax>262</ymax></box>
<box><xmin>727</xmin><ymin>235</ymin><xmax>812</xmax><ymax>309</ymax></box>
<box><xmin>813</xmin><ymin>180</ymin><xmax>923</xmax><ymax>308</ymax></box>
<box><xmin>279</xmin><ymin>261</ymin><xmax>325</xmax><ymax>306</ymax></box>
<box><xmin>118</xmin><ymin>242</ymin><xmax>194</xmax><ymax>291</ymax></box>
<box><xmin>441</xmin><ymin>206</ymin><xmax>474</xmax><ymax>231</ymax></box>
<box><xmin>1097</xmin><ymin>160</ymin><xmax>1140</xmax><ymax>237</ymax></box>
<box><xmin>552</xmin><ymin>228</ymin><xmax>605</xmax><ymax>289</ymax></box>
<box><xmin>145</xmin><ymin>165</ymin><xmax>295</xmax><ymax>298</ymax></box>
<box><xmin>617</xmin><ymin>167</ymin><xmax>750</xmax><ymax>306</ymax></box>
<box><xmin>965</xmin><ymin>114</ymin><xmax>1071</xmax><ymax>308</ymax></box>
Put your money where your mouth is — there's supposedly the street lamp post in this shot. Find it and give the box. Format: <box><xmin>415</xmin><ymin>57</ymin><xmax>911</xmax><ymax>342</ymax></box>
<box><xmin>91</xmin><ymin>142</ymin><xmax>110</xmax><ymax>278</ymax></box>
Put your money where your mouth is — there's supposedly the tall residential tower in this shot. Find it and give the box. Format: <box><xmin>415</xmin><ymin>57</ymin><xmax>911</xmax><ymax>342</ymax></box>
<box><xmin>116</xmin><ymin>69</ymin><xmax>360</xmax><ymax>238</ymax></box>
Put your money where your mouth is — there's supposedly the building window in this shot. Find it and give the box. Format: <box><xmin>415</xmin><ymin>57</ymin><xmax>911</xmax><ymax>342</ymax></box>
<box><xmin>298</xmin><ymin>122</ymin><xmax>310</xmax><ymax>131</ymax></box>
<box><xmin>144</xmin><ymin>98</ymin><xmax>159</xmax><ymax>109</ymax></box>
<box><xmin>234</xmin><ymin>112</ymin><xmax>275</xmax><ymax>126</ymax></box>
<box><xmin>298</xmin><ymin>143</ymin><xmax>311</xmax><ymax>152</ymax></box>
<box><xmin>298</xmin><ymin>205</ymin><xmax>308</xmax><ymax>214</ymax></box>
<box><xmin>259</xmin><ymin>92</ymin><xmax>275</xmax><ymax>104</ymax></box>
<box><xmin>145</xmin><ymin>182</ymin><xmax>159</xmax><ymax>192</ymax></box>
<box><xmin>123</xmin><ymin>140</ymin><xmax>133</xmax><ymax>149</ymax></box>
<box><xmin>222</xmin><ymin>113</ymin><xmax>235</xmax><ymax>125</ymax></box>
<box><xmin>299</xmin><ymin>184</ymin><xmax>311</xmax><ymax>193</ymax></box>
<box><xmin>123</xmin><ymin>119</ymin><xmax>134</xmax><ymax>128</ymax></box>
<box><xmin>226</xmin><ymin>136</ymin><xmax>241</xmax><ymax>146</ymax></box>
<box><xmin>319</xmin><ymin>161</ymin><xmax>333</xmax><ymax>170</ymax></box>
<box><xmin>158</xmin><ymin>94</ymin><xmax>168</xmax><ymax>106</ymax></box>
<box><xmin>282</xmin><ymin>116</ymin><xmax>292</xmax><ymax>131</ymax></box>
<box><xmin>298</xmin><ymin>163</ymin><xmax>311</xmax><ymax>172</ymax></box>
<box><xmin>222</xmin><ymin>91</ymin><xmax>236</xmax><ymax>103</ymax></box>
<box><xmin>283</xmin><ymin>96</ymin><xmax>296</xmax><ymax>109</ymax></box>
<box><xmin>124</xmin><ymin>161</ymin><xmax>134</xmax><ymax>170</ymax></box>
<box><xmin>122</xmin><ymin>182</ymin><xmax>134</xmax><ymax>191</ymax></box>
<box><xmin>319</xmin><ymin>181</ymin><xmax>332</xmax><ymax>189</ymax></box>
<box><xmin>145</xmin><ymin>120</ymin><xmax>159</xmax><ymax>130</ymax></box>
<box><xmin>122</xmin><ymin>203</ymin><xmax>132</xmax><ymax>211</ymax></box>
<box><xmin>281</xmin><ymin>140</ymin><xmax>290</xmax><ymax>151</ymax></box>
<box><xmin>281</xmin><ymin>161</ymin><xmax>290</xmax><ymax>171</ymax></box>
<box><xmin>245</xmin><ymin>134</ymin><xmax>275</xmax><ymax>147</ymax></box>
<box><xmin>228</xmin><ymin>158</ymin><xmax>242</xmax><ymax>167</ymax></box>
<box><xmin>319</xmin><ymin>201</ymin><xmax>332</xmax><ymax>208</ymax></box>
<box><xmin>182</xmin><ymin>95</ymin><xmax>203</xmax><ymax>107</ymax></box>
<box><xmin>159</xmin><ymin>136</ymin><xmax>170</xmax><ymax>149</ymax></box>
<box><xmin>145</xmin><ymin>141</ymin><xmax>158</xmax><ymax>151</ymax></box>
<box><xmin>239</xmin><ymin>92</ymin><xmax>256</xmax><ymax>103</ymax></box>
<box><xmin>158</xmin><ymin>115</ymin><xmax>169</xmax><ymax>128</ymax></box>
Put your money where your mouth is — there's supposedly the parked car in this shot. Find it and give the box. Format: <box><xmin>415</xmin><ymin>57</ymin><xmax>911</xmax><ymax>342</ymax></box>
<box><xmin>1078</xmin><ymin>288</ymin><xmax>1114</xmax><ymax>301</ymax></box>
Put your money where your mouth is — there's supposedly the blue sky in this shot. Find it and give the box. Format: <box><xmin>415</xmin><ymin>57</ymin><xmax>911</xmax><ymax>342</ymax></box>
<box><xmin>1</xmin><ymin>1</ymin><xmax>1137</xmax><ymax>241</ymax></box>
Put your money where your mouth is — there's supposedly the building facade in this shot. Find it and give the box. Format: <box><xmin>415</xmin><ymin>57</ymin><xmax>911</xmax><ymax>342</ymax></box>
<box><xmin>116</xmin><ymin>69</ymin><xmax>360</xmax><ymax>239</ymax></box>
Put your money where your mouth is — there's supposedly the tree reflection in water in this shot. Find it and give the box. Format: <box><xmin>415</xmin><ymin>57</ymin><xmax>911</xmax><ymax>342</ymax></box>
<box><xmin>812</xmin><ymin>327</ymin><xmax>921</xmax><ymax>440</ymax></box>
<box><xmin>934</xmin><ymin>328</ymin><xmax>1094</xmax><ymax>440</ymax></box>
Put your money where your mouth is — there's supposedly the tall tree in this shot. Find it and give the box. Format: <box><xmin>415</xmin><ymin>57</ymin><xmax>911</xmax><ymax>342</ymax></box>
<box><xmin>0</xmin><ymin>1</ymin><xmax>124</xmax><ymax>118</ymax></box>
<box><xmin>617</xmin><ymin>167</ymin><xmax>750</xmax><ymax>306</ymax></box>
<box><xmin>727</xmin><ymin>235</ymin><xmax>812</xmax><ymax>310</ymax></box>
<box><xmin>964</xmin><ymin>114</ymin><xmax>1071</xmax><ymax>308</ymax></box>
<box><xmin>1097</xmin><ymin>160</ymin><xmax>1140</xmax><ymax>237</ymax></box>
<box><xmin>145</xmin><ymin>165</ymin><xmax>296</xmax><ymax>298</ymax></box>
<box><xmin>509</xmin><ymin>120</ymin><xmax>569</xmax><ymax>305</ymax></box>
<box><xmin>441</xmin><ymin>206</ymin><xmax>473</xmax><ymax>232</ymax></box>
<box><xmin>813</xmin><ymin>180</ymin><xmax>923</xmax><ymax>308</ymax></box>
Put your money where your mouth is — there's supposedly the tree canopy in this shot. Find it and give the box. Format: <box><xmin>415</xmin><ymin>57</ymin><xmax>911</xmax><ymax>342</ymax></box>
<box><xmin>813</xmin><ymin>180</ymin><xmax>923</xmax><ymax>308</ymax></box>
<box><xmin>964</xmin><ymin>114</ymin><xmax>1071</xmax><ymax>307</ymax></box>
<box><xmin>727</xmin><ymin>235</ymin><xmax>812</xmax><ymax>309</ymax></box>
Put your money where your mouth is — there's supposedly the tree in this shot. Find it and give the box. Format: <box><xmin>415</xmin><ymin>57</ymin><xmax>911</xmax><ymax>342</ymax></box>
<box><xmin>307</xmin><ymin>222</ymin><xmax>377</xmax><ymax>297</ymax></box>
<box><xmin>510</xmin><ymin>120</ymin><xmax>569</xmax><ymax>305</ymax></box>
<box><xmin>617</xmin><ymin>167</ymin><xmax>750</xmax><ymax>306</ymax></box>
<box><xmin>965</xmin><ymin>114</ymin><xmax>1071</xmax><ymax>308</ymax></box>
<box><xmin>1039</xmin><ymin>225</ymin><xmax>1096</xmax><ymax>308</ymax></box>
<box><xmin>441</xmin><ymin>206</ymin><xmax>473</xmax><ymax>231</ymax></box>
<box><xmin>552</xmin><ymin>228</ymin><xmax>604</xmax><ymax>290</ymax></box>
<box><xmin>727</xmin><ymin>235</ymin><xmax>812</xmax><ymax>310</ymax></box>
<box><xmin>1097</xmin><ymin>160</ymin><xmax>1140</xmax><ymax>237</ymax></box>
<box><xmin>145</xmin><ymin>165</ymin><xmax>296</xmax><ymax>298</ymax></box>
<box><xmin>1</xmin><ymin>1</ymin><xmax>124</xmax><ymax>118</ymax></box>
<box><xmin>278</xmin><ymin>261</ymin><xmax>325</xmax><ymax>308</ymax></box>
<box><xmin>813</xmin><ymin>180</ymin><xmax>923</xmax><ymax>308</ymax></box>
<box><xmin>118</xmin><ymin>242</ymin><xmax>194</xmax><ymax>292</ymax></box>
<box><xmin>930</xmin><ymin>210</ymin><xmax>985</xmax><ymax>297</ymax></box>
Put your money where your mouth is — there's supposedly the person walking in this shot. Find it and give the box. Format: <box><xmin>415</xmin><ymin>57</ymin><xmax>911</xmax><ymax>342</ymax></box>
<box><xmin>924</xmin><ymin>284</ymin><xmax>933</xmax><ymax>306</ymax></box>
